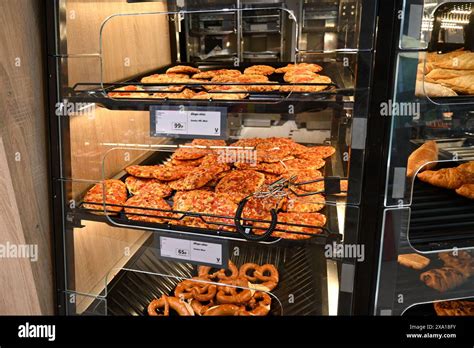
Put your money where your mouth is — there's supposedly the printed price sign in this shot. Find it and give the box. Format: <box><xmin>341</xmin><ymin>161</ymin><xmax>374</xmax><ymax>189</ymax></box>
<box><xmin>159</xmin><ymin>235</ymin><xmax>228</xmax><ymax>267</ymax></box>
<box><xmin>150</xmin><ymin>106</ymin><xmax>226</xmax><ymax>139</ymax></box>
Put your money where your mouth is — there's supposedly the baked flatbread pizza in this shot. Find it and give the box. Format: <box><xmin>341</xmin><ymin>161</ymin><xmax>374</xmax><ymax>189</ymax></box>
<box><xmin>280</xmin><ymin>75</ymin><xmax>332</xmax><ymax>93</ymax></box>
<box><xmin>166</xmin><ymin>65</ymin><xmax>201</xmax><ymax>75</ymax></box>
<box><xmin>169</xmin><ymin>166</ymin><xmax>219</xmax><ymax>191</ymax></box>
<box><xmin>235</xmin><ymin>161</ymin><xmax>288</xmax><ymax>175</ymax></box>
<box><xmin>125</xmin><ymin>176</ymin><xmax>159</xmax><ymax>195</ymax></box>
<box><xmin>282</xmin><ymin>169</ymin><xmax>324</xmax><ymax>192</ymax></box>
<box><xmin>283</xmin><ymin>189</ymin><xmax>325</xmax><ymax>213</ymax></box>
<box><xmin>125</xmin><ymin>193</ymin><xmax>173</xmax><ymax>223</ymax></box>
<box><xmin>170</xmin><ymin>157</ymin><xmax>205</xmax><ymax>167</ymax></box>
<box><xmin>283</xmin><ymin>69</ymin><xmax>317</xmax><ymax>82</ymax></box>
<box><xmin>256</xmin><ymin>141</ymin><xmax>294</xmax><ymax>163</ymax></box>
<box><xmin>125</xmin><ymin>165</ymin><xmax>161</xmax><ymax>179</ymax></box>
<box><xmin>253</xmin><ymin>212</ymin><xmax>326</xmax><ymax>240</ymax></box>
<box><xmin>152</xmin><ymin>165</ymin><xmax>195</xmax><ymax>181</ymax></box>
<box><xmin>136</xmin><ymin>181</ymin><xmax>173</xmax><ymax>198</ymax></box>
<box><xmin>192</xmin><ymin>69</ymin><xmax>241</xmax><ymax>79</ymax></box>
<box><xmin>83</xmin><ymin>179</ymin><xmax>127</xmax><ymax>213</ymax></box>
<box><xmin>297</xmin><ymin>145</ymin><xmax>336</xmax><ymax>159</ymax></box>
<box><xmin>282</xmin><ymin>158</ymin><xmax>325</xmax><ymax>171</ymax></box>
<box><xmin>229</xmin><ymin>138</ymin><xmax>264</xmax><ymax>149</ymax></box>
<box><xmin>108</xmin><ymin>85</ymin><xmax>149</xmax><ymax>98</ymax></box>
<box><xmin>191</xmin><ymin>139</ymin><xmax>226</xmax><ymax>147</ymax></box>
<box><xmin>215</xmin><ymin>170</ymin><xmax>265</xmax><ymax>203</ymax></box>
<box><xmin>172</xmin><ymin>190</ymin><xmax>237</xmax><ymax>231</ymax></box>
<box><xmin>275</xmin><ymin>63</ymin><xmax>323</xmax><ymax>74</ymax></box>
<box><xmin>172</xmin><ymin>144</ymin><xmax>210</xmax><ymax>160</ymax></box>
<box><xmin>244</xmin><ymin>65</ymin><xmax>275</xmax><ymax>76</ymax></box>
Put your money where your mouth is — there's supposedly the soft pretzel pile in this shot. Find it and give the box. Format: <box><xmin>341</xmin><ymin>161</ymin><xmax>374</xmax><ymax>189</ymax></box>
<box><xmin>147</xmin><ymin>261</ymin><xmax>279</xmax><ymax>316</ymax></box>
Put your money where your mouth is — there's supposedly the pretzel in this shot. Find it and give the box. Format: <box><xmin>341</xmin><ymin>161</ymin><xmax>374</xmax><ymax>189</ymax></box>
<box><xmin>216</xmin><ymin>278</ymin><xmax>253</xmax><ymax>304</ymax></box>
<box><xmin>246</xmin><ymin>292</ymin><xmax>272</xmax><ymax>316</ymax></box>
<box><xmin>190</xmin><ymin>299</ymin><xmax>216</xmax><ymax>316</ymax></box>
<box><xmin>147</xmin><ymin>295</ymin><xmax>170</xmax><ymax>316</ymax></box>
<box><xmin>214</xmin><ymin>260</ymin><xmax>239</xmax><ymax>281</ymax></box>
<box><xmin>254</xmin><ymin>264</ymin><xmax>279</xmax><ymax>291</ymax></box>
<box><xmin>239</xmin><ymin>263</ymin><xmax>260</xmax><ymax>283</ymax></box>
<box><xmin>197</xmin><ymin>266</ymin><xmax>216</xmax><ymax>279</ymax></box>
<box><xmin>203</xmin><ymin>304</ymin><xmax>244</xmax><ymax>316</ymax></box>
<box><xmin>167</xmin><ymin>296</ymin><xmax>194</xmax><ymax>316</ymax></box>
<box><xmin>174</xmin><ymin>277</ymin><xmax>216</xmax><ymax>302</ymax></box>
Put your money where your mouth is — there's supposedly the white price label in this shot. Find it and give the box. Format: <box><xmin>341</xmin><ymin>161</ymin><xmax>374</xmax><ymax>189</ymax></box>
<box><xmin>159</xmin><ymin>236</ymin><xmax>224</xmax><ymax>266</ymax></box>
<box><xmin>152</xmin><ymin>108</ymin><xmax>223</xmax><ymax>137</ymax></box>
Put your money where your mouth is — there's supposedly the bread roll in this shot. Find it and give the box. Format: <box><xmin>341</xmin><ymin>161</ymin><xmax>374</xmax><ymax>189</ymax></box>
<box><xmin>407</xmin><ymin>140</ymin><xmax>438</xmax><ymax>177</ymax></box>
<box><xmin>398</xmin><ymin>253</ymin><xmax>431</xmax><ymax>270</ymax></box>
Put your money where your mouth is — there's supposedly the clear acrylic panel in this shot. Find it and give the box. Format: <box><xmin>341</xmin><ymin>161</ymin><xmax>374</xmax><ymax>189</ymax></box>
<box><xmin>385</xmin><ymin>51</ymin><xmax>474</xmax><ymax>207</ymax></box>
<box><xmin>374</xmin><ymin>208</ymin><xmax>474</xmax><ymax>316</ymax></box>
<box><xmin>64</xmin><ymin>292</ymin><xmax>107</xmax><ymax>316</ymax></box>
<box><xmin>62</xmin><ymin>221</ymin><xmax>341</xmax><ymax>316</ymax></box>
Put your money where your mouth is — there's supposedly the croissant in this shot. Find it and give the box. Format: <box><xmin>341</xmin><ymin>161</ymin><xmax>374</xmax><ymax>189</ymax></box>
<box><xmin>433</xmin><ymin>75</ymin><xmax>474</xmax><ymax>95</ymax></box>
<box><xmin>415</xmin><ymin>80</ymin><xmax>457</xmax><ymax>97</ymax></box>
<box><xmin>407</xmin><ymin>140</ymin><xmax>438</xmax><ymax>177</ymax></box>
<box><xmin>426</xmin><ymin>68</ymin><xmax>474</xmax><ymax>81</ymax></box>
<box><xmin>417</xmin><ymin>168</ymin><xmax>474</xmax><ymax>189</ymax></box>
<box><xmin>439</xmin><ymin>251</ymin><xmax>474</xmax><ymax>277</ymax></box>
<box><xmin>458</xmin><ymin>161</ymin><xmax>474</xmax><ymax>174</ymax></box>
<box><xmin>433</xmin><ymin>52</ymin><xmax>474</xmax><ymax>70</ymax></box>
<box><xmin>456</xmin><ymin>184</ymin><xmax>474</xmax><ymax>200</ymax></box>
<box><xmin>420</xmin><ymin>267</ymin><xmax>466</xmax><ymax>292</ymax></box>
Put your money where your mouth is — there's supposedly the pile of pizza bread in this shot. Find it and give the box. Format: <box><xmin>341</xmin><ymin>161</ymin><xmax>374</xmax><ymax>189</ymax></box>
<box><xmin>416</xmin><ymin>49</ymin><xmax>474</xmax><ymax>97</ymax></box>
<box><xmin>82</xmin><ymin>137</ymin><xmax>342</xmax><ymax>240</ymax></box>
<box><xmin>147</xmin><ymin>261</ymin><xmax>279</xmax><ymax>316</ymax></box>
<box><xmin>107</xmin><ymin>63</ymin><xmax>332</xmax><ymax>100</ymax></box>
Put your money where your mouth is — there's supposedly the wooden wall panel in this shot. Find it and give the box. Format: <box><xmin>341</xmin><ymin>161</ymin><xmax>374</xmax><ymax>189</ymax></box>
<box><xmin>65</xmin><ymin>0</ymin><xmax>172</xmax><ymax>86</ymax></box>
<box><xmin>73</xmin><ymin>222</ymin><xmax>150</xmax><ymax>314</ymax></box>
<box><xmin>69</xmin><ymin>109</ymin><xmax>168</xmax><ymax>183</ymax></box>
<box><xmin>0</xmin><ymin>138</ymin><xmax>42</xmax><ymax>315</ymax></box>
<box><xmin>63</xmin><ymin>0</ymin><xmax>173</xmax><ymax>303</ymax></box>
<box><xmin>0</xmin><ymin>0</ymin><xmax>53</xmax><ymax>314</ymax></box>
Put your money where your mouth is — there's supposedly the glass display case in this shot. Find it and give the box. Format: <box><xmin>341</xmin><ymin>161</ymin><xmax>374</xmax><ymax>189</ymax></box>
<box><xmin>374</xmin><ymin>0</ymin><xmax>474</xmax><ymax>316</ymax></box>
<box><xmin>46</xmin><ymin>0</ymin><xmax>474</xmax><ymax>317</ymax></box>
<box><xmin>46</xmin><ymin>0</ymin><xmax>378</xmax><ymax>316</ymax></box>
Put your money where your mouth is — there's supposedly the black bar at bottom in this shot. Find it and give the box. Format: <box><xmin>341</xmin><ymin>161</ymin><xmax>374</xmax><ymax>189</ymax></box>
<box><xmin>0</xmin><ymin>316</ymin><xmax>473</xmax><ymax>345</ymax></box>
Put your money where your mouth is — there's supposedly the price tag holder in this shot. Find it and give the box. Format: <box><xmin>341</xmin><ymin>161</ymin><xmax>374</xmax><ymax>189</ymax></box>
<box><xmin>150</xmin><ymin>105</ymin><xmax>227</xmax><ymax>139</ymax></box>
<box><xmin>156</xmin><ymin>233</ymin><xmax>228</xmax><ymax>268</ymax></box>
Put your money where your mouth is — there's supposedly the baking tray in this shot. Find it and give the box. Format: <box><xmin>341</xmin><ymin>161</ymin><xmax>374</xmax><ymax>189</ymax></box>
<box><xmin>392</xmin><ymin>253</ymin><xmax>474</xmax><ymax>315</ymax></box>
<box><xmin>66</xmin><ymin>61</ymin><xmax>354</xmax><ymax>112</ymax></box>
<box><xmin>405</xmin><ymin>163</ymin><xmax>474</xmax><ymax>252</ymax></box>
<box><xmin>73</xmin><ymin>146</ymin><xmax>343</xmax><ymax>246</ymax></box>
<box><xmin>85</xmin><ymin>236</ymin><xmax>329</xmax><ymax>316</ymax></box>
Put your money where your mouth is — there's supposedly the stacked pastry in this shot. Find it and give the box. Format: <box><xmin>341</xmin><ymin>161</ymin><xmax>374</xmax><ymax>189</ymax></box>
<box><xmin>420</xmin><ymin>251</ymin><xmax>474</xmax><ymax>292</ymax></box>
<box><xmin>434</xmin><ymin>300</ymin><xmax>474</xmax><ymax>316</ymax></box>
<box><xmin>416</xmin><ymin>49</ymin><xmax>474</xmax><ymax>97</ymax></box>
<box><xmin>83</xmin><ymin>137</ymin><xmax>339</xmax><ymax>240</ymax></box>
<box><xmin>107</xmin><ymin>63</ymin><xmax>332</xmax><ymax>100</ymax></box>
<box><xmin>417</xmin><ymin>160</ymin><xmax>474</xmax><ymax>199</ymax></box>
<box><xmin>147</xmin><ymin>261</ymin><xmax>279</xmax><ymax>316</ymax></box>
